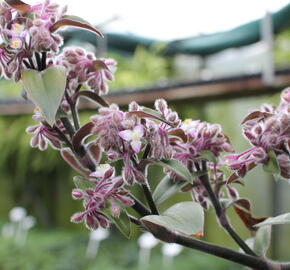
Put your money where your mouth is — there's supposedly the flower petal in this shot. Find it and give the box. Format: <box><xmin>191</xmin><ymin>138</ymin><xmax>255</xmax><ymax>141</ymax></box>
<box><xmin>119</xmin><ymin>130</ymin><xmax>133</xmax><ymax>141</ymax></box>
<box><xmin>133</xmin><ymin>125</ymin><xmax>144</xmax><ymax>137</ymax></box>
<box><xmin>131</xmin><ymin>139</ymin><xmax>142</xmax><ymax>153</ymax></box>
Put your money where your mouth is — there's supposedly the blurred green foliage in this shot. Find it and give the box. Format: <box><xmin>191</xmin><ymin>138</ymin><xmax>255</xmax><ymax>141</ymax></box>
<box><xmin>0</xmin><ymin>228</ymin><xmax>236</xmax><ymax>270</ymax></box>
<box><xmin>109</xmin><ymin>46</ymin><xmax>172</xmax><ymax>91</ymax></box>
<box><xmin>275</xmin><ymin>29</ymin><xmax>290</xmax><ymax>66</ymax></box>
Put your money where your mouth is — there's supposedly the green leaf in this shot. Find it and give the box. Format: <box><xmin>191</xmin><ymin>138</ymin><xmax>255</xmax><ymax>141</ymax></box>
<box><xmin>254</xmin><ymin>213</ymin><xmax>290</xmax><ymax>227</ymax></box>
<box><xmin>21</xmin><ymin>66</ymin><xmax>66</xmax><ymax>126</ymax></box>
<box><xmin>103</xmin><ymin>209</ymin><xmax>131</xmax><ymax>239</ymax></box>
<box><xmin>241</xmin><ymin>111</ymin><xmax>273</xmax><ymax>124</ymax></box>
<box><xmin>128</xmin><ymin>108</ymin><xmax>174</xmax><ymax>127</ymax></box>
<box><xmin>92</xmin><ymin>60</ymin><xmax>109</xmax><ymax>70</ymax></box>
<box><xmin>153</xmin><ymin>176</ymin><xmax>188</xmax><ymax>205</ymax></box>
<box><xmin>73</xmin><ymin>176</ymin><xmax>95</xmax><ymax>190</ymax></box>
<box><xmin>152</xmin><ymin>159</ymin><xmax>192</xmax><ymax>182</ymax></box>
<box><xmin>73</xmin><ymin>90</ymin><xmax>109</xmax><ymax>107</ymax></box>
<box><xmin>72</xmin><ymin>122</ymin><xmax>94</xmax><ymax>156</ymax></box>
<box><xmin>168</xmin><ymin>129</ymin><xmax>187</xmax><ymax>143</ymax></box>
<box><xmin>50</xmin><ymin>15</ymin><xmax>103</xmax><ymax>37</ymax></box>
<box><xmin>263</xmin><ymin>150</ymin><xmax>280</xmax><ymax>175</ymax></box>
<box><xmin>200</xmin><ymin>150</ymin><xmax>217</xmax><ymax>163</ymax></box>
<box><xmin>141</xmin><ymin>201</ymin><xmax>204</xmax><ymax>237</ymax></box>
<box><xmin>253</xmin><ymin>225</ymin><xmax>271</xmax><ymax>256</ymax></box>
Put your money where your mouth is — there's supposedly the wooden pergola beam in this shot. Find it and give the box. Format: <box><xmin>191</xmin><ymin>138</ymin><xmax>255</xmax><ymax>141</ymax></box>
<box><xmin>1</xmin><ymin>69</ymin><xmax>290</xmax><ymax>115</ymax></box>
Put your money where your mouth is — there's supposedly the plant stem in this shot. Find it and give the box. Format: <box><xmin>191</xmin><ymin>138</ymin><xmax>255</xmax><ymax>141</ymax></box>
<box><xmin>199</xmin><ymin>160</ymin><xmax>256</xmax><ymax>256</ymax></box>
<box><xmin>41</xmin><ymin>51</ymin><xmax>47</xmax><ymax>70</ymax></box>
<box><xmin>65</xmin><ymin>91</ymin><xmax>80</xmax><ymax>131</ymax></box>
<box><xmin>136</xmin><ymin>217</ymin><xmax>290</xmax><ymax>269</ymax></box>
<box><xmin>60</xmin><ymin>117</ymin><xmax>75</xmax><ymax>138</ymax></box>
<box><xmin>70</xmin><ymin>103</ymin><xmax>80</xmax><ymax>130</ymax></box>
<box><xmin>23</xmin><ymin>60</ymin><xmax>31</xmax><ymax>69</ymax></box>
<box><xmin>142</xmin><ymin>183</ymin><xmax>159</xmax><ymax>215</ymax></box>
<box><xmin>130</xmin><ymin>156</ymin><xmax>159</xmax><ymax>215</ymax></box>
<box><xmin>175</xmin><ymin>232</ymin><xmax>268</xmax><ymax>269</ymax></box>
<box><xmin>35</xmin><ymin>52</ymin><xmax>42</xmax><ymax>71</ymax></box>
<box><xmin>28</xmin><ymin>57</ymin><xmax>36</xmax><ymax>70</ymax></box>
<box><xmin>129</xmin><ymin>215</ymin><xmax>142</xmax><ymax>226</ymax></box>
<box><xmin>142</xmin><ymin>144</ymin><xmax>151</xmax><ymax>160</ymax></box>
<box><xmin>53</xmin><ymin>125</ymin><xmax>73</xmax><ymax>150</ymax></box>
<box><xmin>129</xmin><ymin>194</ymin><xmax>151</xmax><ymax>217</ymax></box>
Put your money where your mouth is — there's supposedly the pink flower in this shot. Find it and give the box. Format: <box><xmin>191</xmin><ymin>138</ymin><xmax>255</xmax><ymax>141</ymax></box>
<box><xmin>176</xmin><ymin>119</ymin><xmax>233</xmax><ymax>159</ymax></box>
<box><xmin>56</xmin><ymin>48</ymin><xmax>116</xmax><ymax>94</ymax></box>
<box><xmin>121</xmin><ymin>153</ymin><xmax>146</xmax><ymax>185</ymax></box>
<box><xmin>89</xmin><ymin>164</ymin><xmax>114</xmax><ymax>179</ymax></box>
<box><xmin>26</xmin><ymin>123</ymin><xmax>61</xmax><ymax>151</ymax></box>
<box><xmin>91</xmin><ymin>105</ymin><xmax>125</xmax><ymax>153</ymax></box>
<box><xmin>0</xmin><ymin>0</ymin><xmax>67</xmax><ymax>81</ymax></box>
<box><xmin>71</xmin><ymin>167</ymin><xmax>134</xmax><ymax>230</ymax></box>
<box><xmin>119</xmin><ymin>125</ymin><xmax>144</xmax><ymax>153</ymax></box>
<box><xmin>227</xmin><ymin>89</ymin><xmax>290</xmax><ymax>180</ymax></box>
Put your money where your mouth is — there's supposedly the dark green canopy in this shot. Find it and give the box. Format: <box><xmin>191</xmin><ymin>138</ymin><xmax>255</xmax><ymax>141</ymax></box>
<box><xmin>62</xmin><ymin>2</ymin><xmax>290</xmax><ymax>56</ymax></box>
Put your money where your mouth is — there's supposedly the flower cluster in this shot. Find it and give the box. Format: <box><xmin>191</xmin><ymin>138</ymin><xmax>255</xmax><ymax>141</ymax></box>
<box><xmin>0</xmin><ymin>0</ymin><xmax>66</xmax><ymax>80</ymax></box>
<box><xmin>226</xmin><ymin>88</ymin><xmax>290</xmax><ymax>180</ymax></box>
<box><xmin>178</xmin><ymin>118</ymin><xmax>233</xmax><ymax>159</ymax></box>
<box><xmin>162</xmin><ymin>118</ymin><xmax>233</xmax><ymax>182</ymax></box>
<box><xmin>71</xmin><ymin>164</ymin><xmax>134</xmax><ymax>230</ymax></box>
<box><xmin>25</xmin><ymin>107</ymin><xmax>63</xmax><ymax>151</ymax></box>
<box><xmin>56</xmin><ymin>47</ymin><xmax>116</xmax><ymax>95</ymax></box>
<box><xmin>91</xmin><ymin>104</ymin><xmax>139</xmax><ymax>155</ymax></box>
<box><xmin>90</xmin><ymin>98</ymin><xmax>234</xmax><ymax>188</ymax></box>
<box><xmin>90</xmin><ymin>104</ymin><xmax>148</xmax><ymax>184</ymax></box>
<box><xmin>146</xmin><ymin>99</ymin><xmax>180</xmax><ymax>160</ymax></box>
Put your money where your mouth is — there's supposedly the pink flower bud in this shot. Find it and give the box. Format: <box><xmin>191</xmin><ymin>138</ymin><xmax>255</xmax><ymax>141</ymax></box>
<box><xmin>122</xmin><ymin>166</ymin><xmax>135</xmax><ymax>185</ymax></box>
<box><xmin>72</xmin><ymin>189</ymin><xmax>84</xmax><ymax>199</ymax></box>
<box><xmin>85</xmin><ymin>215</ymin><xmax>99</xmax><ymax>231</ymax></box>
<box><xmin>107</xmin><ymin>152</ymin><xmax>119</xmax><ymax>160</ymax></box>
<box><xmin>129</xmin><ymin>101</ymin><xmax>139</xmax><ymax>111</ymax></box>
<box><xmin>281</xmin><ymin>88</ymin><xmax>290</xmax><ymax>103</ymax></box>
<box><xmin>155</xmin><ymin>99</ymin><xmax>168</xmax><ymax>114</ymax></box>
<box><xmin>97</xmin><ymin>214</ymin><xmax>110</xmax><ymax>229</ymax></box>
<box><xmin>110</xmin><ymin>203</ymin><xmax>121</xmax><ymax>217</ymax></box>
<box><xmin>116</xmin><ymin>195</ymin><xmax>134</xmax><ymax>207</ymax></box>
<box><xmin>104</xmin><ymin>167</ymin><xmax>114</xmax><ymax>179</ymax></box>
<box><xmin>71</xmin><ymin>212</ymin><xmax>85</xmax><ymax>223</ymax></box>
<box><xmin>226</xmin><ymin>185</ymin><xmax>239</xmax><ymax>199</ymax></box>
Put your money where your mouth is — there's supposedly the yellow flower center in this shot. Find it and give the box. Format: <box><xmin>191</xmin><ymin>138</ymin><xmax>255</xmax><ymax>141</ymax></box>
<box><xmin>11</xmin><ymin>39</ymin><xmax>22</xmax><ymax>49</ymax></box>
<box><xmin>131</xmin><ymin>132</ymin><xmax>140</xmax><ymax>140</ymax></box>
<box><xmin>184</xmin><ymin>119</ymin><xmax>192</xmax><ymax>124</ymax></box>
<box><xmin>99</xmin><ymin>164</ymin><xmax>110</xmax><ymax>169</ymax></box>
<box><xmin>12</xmin><ymin>24</ymin><xmax>22</xmax><ymax>31</ymax></box>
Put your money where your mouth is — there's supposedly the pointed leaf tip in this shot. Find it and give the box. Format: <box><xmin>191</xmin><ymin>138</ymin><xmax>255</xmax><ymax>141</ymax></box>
<box><xmin>141</xmin><ymin>201</ymin><xmax>204</xmax><ymax>237</ymax></box>
<box><xmin>50</xmin><ymin>15</ymin><xmax>103</xmax><ymax>37</ymax></box>
<box><xmin>254</xmin><ymin>212</ymin><xmax>290</xmax><ymax>227</ymax></box>
<box><xmin>152</xmin><ymin>159</ymin><xmax>193</xmax><ymax>182</ymax></box>
<box><xmin>4</xmin><ymin>0</ymin><xmax>31</xmax><ymax>13</ymax></box>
